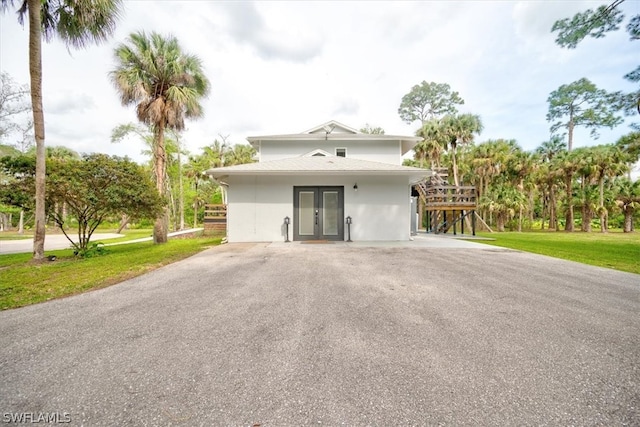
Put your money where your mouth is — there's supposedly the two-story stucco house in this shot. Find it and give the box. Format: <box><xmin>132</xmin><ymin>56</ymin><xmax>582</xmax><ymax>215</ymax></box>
<box><xmin>206</xmin><ymin>121</ymin><xmax>427</xmax><ymax>242</ymax></box>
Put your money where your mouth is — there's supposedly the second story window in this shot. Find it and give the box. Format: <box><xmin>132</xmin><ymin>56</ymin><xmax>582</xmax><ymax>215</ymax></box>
<box><xmin>336</xmin><ymin>148</ymin><xmax>347</xmax><ymax>158</ymax></box>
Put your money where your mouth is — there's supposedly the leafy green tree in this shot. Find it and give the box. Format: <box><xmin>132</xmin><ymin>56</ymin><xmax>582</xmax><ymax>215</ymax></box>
<box><xmin>552</xmin><ymin>1</ymin><xmax>626</xmax><ymax>48</ymax></box>
<box><xmin>111</xmin><ymin>31</ymin><xmax>210</xmax><ymax>244</ymax></box>
<box><xmin>112</xmin><ymin>123</ymin><xmax>188</xmax><ymax>231</ymax></box>
<box><xmin>1</xmin><ymin>0</ymin><xmax>123</xmax><ymax>260</ymax></box>
<box><xmin>0</xmin><ymin>154</ymin><xmax>35</xmax><ymax>234</ymax></box>
<box><xmin>552</xmin><ymin>1</ymin><xmax>639</xmax><ymax>118</ymax></box>
<box><xmin>547</xmin><ymin>78</ymin><xmax>623</xmax><ymax>151</ymax></box>
<box><xmin>398</xmin><ymin>81</ymin><xmax>464</xmax><ymax>125</ymax></box>
<box><xmin>46</xmin><ymin>154</ymin><xmax>162</xmax><ymax>255</ymax></box>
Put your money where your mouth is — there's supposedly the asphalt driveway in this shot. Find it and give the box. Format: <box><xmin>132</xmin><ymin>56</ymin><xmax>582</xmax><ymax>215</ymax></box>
<box><xmin>0</xmin><ymin>242</ymin><xmax>638</xmax><ymax>425</ymax></box>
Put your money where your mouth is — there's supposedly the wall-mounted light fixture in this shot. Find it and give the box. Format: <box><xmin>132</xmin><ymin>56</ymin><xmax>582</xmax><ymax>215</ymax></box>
<box><xmin>284</xmin><ymin>216</ymin><xmax>290</xmax><ymax>242</ymax></box>
<box><xmin>353</xmin><ymin>183</ymin><xmax>358</xmax><ymax>191</ymax></box>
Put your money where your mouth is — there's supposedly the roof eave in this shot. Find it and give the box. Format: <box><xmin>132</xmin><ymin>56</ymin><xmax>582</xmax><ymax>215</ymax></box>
<box><xmin>207</xmin><ymin>169</ymin><xmax>427</xmax><ymax>180</ymax></box>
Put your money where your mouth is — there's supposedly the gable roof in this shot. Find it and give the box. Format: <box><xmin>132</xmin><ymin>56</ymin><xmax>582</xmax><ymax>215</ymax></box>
<box><xmin>246</xmin><ymin>120</ymin><xmax>421</xmax><ymax>155</ymax></box>
<box><xmin>206</xmin><ymin>155</ymin><xmax>428</xmax><ymax>183</ymax></box>
<box><xmin>303</xmin><ymin>120</ymin><xmax>359</xmax><ymax>135</ymax></box>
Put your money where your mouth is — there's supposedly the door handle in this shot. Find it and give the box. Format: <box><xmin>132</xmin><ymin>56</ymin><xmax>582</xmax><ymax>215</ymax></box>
<box><xmin>315</xmin><ymin>209</ymin><xmax>319</xmax><ymax>225</ymax></box>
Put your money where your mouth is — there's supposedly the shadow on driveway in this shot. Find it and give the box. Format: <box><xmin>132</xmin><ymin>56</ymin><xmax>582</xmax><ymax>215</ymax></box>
<box><xmin>0</xmin><ymin>242</ymin><xmax>638</xmax><ymax>425</ymax></box>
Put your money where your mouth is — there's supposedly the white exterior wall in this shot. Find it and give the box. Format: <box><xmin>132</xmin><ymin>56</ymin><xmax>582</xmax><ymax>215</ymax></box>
<box><xmin>258</xmin><ymin>140</ymin><xmax>402</xmax><ymax>164</ymax></box>
<box><xmin>226</xmin><ymin>175</ymin><xmax>412</xmax><ymax>242</ymax></box>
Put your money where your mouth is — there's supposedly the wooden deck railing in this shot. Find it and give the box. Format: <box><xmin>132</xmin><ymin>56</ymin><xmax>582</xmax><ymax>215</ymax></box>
<box><xmin>203</xmin><ymin>204</ymin><xmax>227</xmax><ymax>235</ymax></box>
<box><xmin>415</xmin><ymin>182</ymin><xmax>477</xmax><ymax>210</ymax></box>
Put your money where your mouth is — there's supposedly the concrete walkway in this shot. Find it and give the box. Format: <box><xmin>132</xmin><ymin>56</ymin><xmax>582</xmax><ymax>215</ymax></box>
<box><xmin>268</xmin><ymin>232</ymin><xmax>493</xmax><ymax>249</ymax></box>
<box><xmin>1</xmin><ymin>242</ymin><xmax>637</xmax><ymax>425</ymax></box>
<box><xmin>0</xmin><ymin>228</ymin><xmax>204</xmax><ymax>255</ymax></box>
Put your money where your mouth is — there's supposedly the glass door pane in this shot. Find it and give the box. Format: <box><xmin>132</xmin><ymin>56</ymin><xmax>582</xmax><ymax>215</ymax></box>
<box><xmin>299</xmin><ymin>191</ymin><xmax>315</xmax><ymax>236</ymax></box>
<box><xmin>322</xmin><ymin>191</ymin><xmax>339</xmax><ymax>235</ymax></box>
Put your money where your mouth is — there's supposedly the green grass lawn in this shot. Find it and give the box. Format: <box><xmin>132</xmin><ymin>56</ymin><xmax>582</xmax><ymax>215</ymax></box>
<box><xmin>0</xmin><ymin>235</ymin><xmax>221</xmax><ymax>310</ymax></box>
<box><xmin>476</xmin><ymin>231</ymin><xmax>640</xmax><ymax>275</ymax></box>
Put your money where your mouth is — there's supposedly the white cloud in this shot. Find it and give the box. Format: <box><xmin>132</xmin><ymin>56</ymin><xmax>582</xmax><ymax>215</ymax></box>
<box><xmin>0</xmin><ymin>0</ymin><xmax>636</xmax><ymax>161</ymax></box>
<box><xmin>218</xmin><ymin>1</ymin><xmax>323</xmax><ymax>62</ymax></box>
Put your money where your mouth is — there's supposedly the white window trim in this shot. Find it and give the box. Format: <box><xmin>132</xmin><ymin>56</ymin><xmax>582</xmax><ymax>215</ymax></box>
<box><xmin>335</xmin><ymin>147</ymin><xmax>347</xmax><ymax>157</ymax></box>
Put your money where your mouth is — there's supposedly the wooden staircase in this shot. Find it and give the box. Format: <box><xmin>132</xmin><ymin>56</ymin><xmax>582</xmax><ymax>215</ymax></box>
<box><xmin>414</xmin><ymin>168</ymin><xmax>478</xmax><ymax>235</ymax></box>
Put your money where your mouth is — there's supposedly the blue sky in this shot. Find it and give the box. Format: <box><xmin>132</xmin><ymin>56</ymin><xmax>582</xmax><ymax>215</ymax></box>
<box><xmin>0</xmin><ymin>1</ymin><xmax>638</xmax><ymax>168</ymax></box>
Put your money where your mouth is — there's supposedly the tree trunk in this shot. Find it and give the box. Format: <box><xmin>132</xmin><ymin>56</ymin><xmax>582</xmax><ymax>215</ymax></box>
<box><xmin>567</xmin><ymin>115</ymin><xmax>574</xmax><ymax>152</ymax></box>
<box><xmin>116</xmin><ymin>214</ymin><xmax>129</xmax><ymax>234</ymax></box>
<box><xmin>540</xmin><ymin>189</ymin><xmax>547</xmax><ymax>230</ymax></box>
<box><xmin>18</xmin><ymin>210</ymin><xmax>24</xmax><ymax>234</ymax></box>
<box><xmin>28</xmin><ymin>0</ymin><xmax>46</xmax><ymax>260</ymax></box>
<box><xmin>178</xmin><ymin>148</ymin><xmax>185</xmax><ymax>230</ymax></box>
<box><xmin>528</xmin><ymin>191</ymin><xmax>534</xmax><ymax>231</ymax></box>
<box><xmin>623</xmin><ymin>208</ymin><xmax>633</xmax><ymax>233</ymax></box>
<box><xmin>549</xmin><ymin>185</ymin><xmax>557</xmax><ymax>230</ymax></box>
<box><xmin>451</xmin><ymin>144</ymin><xmax>460</xmax><ymax>187</ymax></box>
<box><xmin>497</xmin><ymin>213</ymin><xmax>505</xmax><ymax>232</ymax></box>
<box><xmin>564</xmin><ymin>173</ymin><xmax>574</xmax><ymax>232</ymax></box>
<box><xmin>518</xmin><ymin>206</ymin><xmax>523</xmax><ymax>232</ymax></box>
<box><xmin>193</xmin><ymin>202</ymin><xmax>198</xmax><ymax>229</ymax></box>
<box><xmin>598</xmin><ymin>175</ymin><xmax>607</xmax><ymax>233</ymax></box>
<box><xmin>193</xmin><ymin>181</ymin><xmax>199</xmax><ymax>228</ymax></box>
<box><xmin>153</xmin><ymin>123</ymin><xmax>168</xmax><ymax>244</ymax></box>
<box><xmin>583</xmin><ymin>207</ymin><xmax>592</xmax><ymax>232</ymax></box>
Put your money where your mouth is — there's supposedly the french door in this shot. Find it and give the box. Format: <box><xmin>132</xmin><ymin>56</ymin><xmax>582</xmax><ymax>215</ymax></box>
<box><xmin>293</xmin><ymin>186</ymin><xmax>344</xmax><ymax>241</ymax></box>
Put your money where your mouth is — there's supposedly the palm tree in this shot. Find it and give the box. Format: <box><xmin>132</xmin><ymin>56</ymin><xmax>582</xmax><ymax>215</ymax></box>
<box><xmin>184</xmin><ymin>155</ymin><xmax>207</xmax><ymax>228</ymax></box>
<box><xmin>171</xmin><ymin>130</ymin><xmax>186</xmax><ymax>230</ymax></box>
<box><xmin>1</xmin><ymin>0</ymin><xmax>122</xmax><ymax>260</ymax></box>
<box><xmin>552</xmin><ymin>149</ymin><xmax>582</xmax><ymax>231</ymax></box>
<box><xmin>226</xmin><ymin>144</ymin><xmax>256</xmax><ymax>166</ymax></box>
<box><xmin>576</xmin><ymin>147</ymin><xmax>597</xmax><ymax>232</ymax></box>
<box><xmin>441</xmin><ymin>113</ymin><xmax>483</xmax><ymax>186</ymax></box>
<box><xmin>479</xmin><ymin>183</ymin><xmax>525</xmax><ymax>232</ymax></box>
<box><xmin>111</xmin><ymin>31</ymin><xmax>210</xmax><ymax>243</ymax></box>
<box><xmin>535</xmin><ymin>162</ymin><xmax>560</xmax><ymax>230</ymax></box>
<box><xmin>615</xmin><ymin>178</ymin><xmax>640</xmax><ymax>233</ymax></box>
<box><xmin>415</xmin><ymin>119</ymin><xmax>445</xmax><ymax>168</ymax></box>
<box><xmin>591</xmin><ymin>145</ymin><xmax>629</xmax><ymax>232</ymax></box>
<box><xmin>616</xmin><ymin>131</ymin><xmax>640</xmax><ymax>180</ymax></box>
<box><xmin>507</xmin><ymin>149</ymin><xmax>538</xmax><ymax>231</ymax></box>
<box><xmin>536</xmin><ymin>136</ymin><xmax>566</xmax><ymax>163</ymax></box>
<box><xmin>535</xmin><ymin>137</ymin><xmax>566</xmax><ymax>230</ymax></box>
<box><xmin>201</xmin><ymin>139</ymin><xmax>229</xmax><ymax>169</ymax></box>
